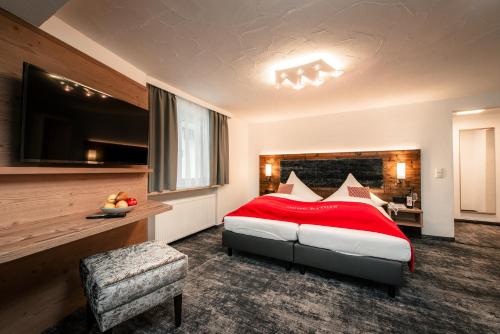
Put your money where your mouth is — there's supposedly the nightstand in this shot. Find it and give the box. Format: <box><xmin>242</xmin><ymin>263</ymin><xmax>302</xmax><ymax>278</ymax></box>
<box><xmin>387</xmin><ymin>207</ymin><xmax>423</xmax><ymax>229</ymax></box>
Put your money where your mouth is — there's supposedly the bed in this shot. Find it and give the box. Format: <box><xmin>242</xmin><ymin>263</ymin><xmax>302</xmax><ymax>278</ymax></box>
<box><xmin>222</xmin><ymin>151</ymin><xmax>420</xmax><ymax>297</ymax></box>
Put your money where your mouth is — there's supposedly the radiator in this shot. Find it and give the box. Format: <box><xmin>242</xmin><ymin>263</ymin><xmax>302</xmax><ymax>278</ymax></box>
<box><xmin>150</xmin><ymin>194</ymin><xmax>217</xmax><ymax>243</ymax></box>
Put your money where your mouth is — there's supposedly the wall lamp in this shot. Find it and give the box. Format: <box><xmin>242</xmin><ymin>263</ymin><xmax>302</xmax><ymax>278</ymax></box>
<box><xmin>265</xmin><ymin>163</ymin><xmax>272</xmax><ymax>181</ymax></box>
<box><xmin>396</xmin><ymin>162</ymin><xmax>406</xmax><ymax>185</ymax></box>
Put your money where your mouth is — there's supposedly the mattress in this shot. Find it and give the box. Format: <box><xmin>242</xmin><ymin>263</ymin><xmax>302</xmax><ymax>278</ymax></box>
<box><xmin>297</xmin><ymin>224</ymin><xmax>411</xmax><ymax>262</ymax></box>
<box><xmin>223</xmin><ymin>216</ymin><xmax>299</xmax><ymax>241</ymax></box>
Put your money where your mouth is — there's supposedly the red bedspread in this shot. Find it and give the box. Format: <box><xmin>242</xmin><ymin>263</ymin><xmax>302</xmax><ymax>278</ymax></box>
<box><xmin>225</xmin><ymin>196</ymin><xmax>414</xmax><ymax>271</ymax></box>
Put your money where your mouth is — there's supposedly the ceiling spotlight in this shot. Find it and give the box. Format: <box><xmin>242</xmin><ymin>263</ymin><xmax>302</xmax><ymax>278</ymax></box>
<box><xmin>312</xmin><ymin>79</ymin><xmax>324</xmax><ymax>86</ymax></box>
<box><xmin>293</xmin><ymin>83</ymin><xmax>305</xmax><ymax>90</ymax></box>
<box><xmin>275</xmin><ymin>59</ymin><xmax>343</xmax><ymax>90</ymax></box>
<box><xmin>331</xmin><ymin>69</ymin><xmax>344</xmax><ymax>78</ymax></box>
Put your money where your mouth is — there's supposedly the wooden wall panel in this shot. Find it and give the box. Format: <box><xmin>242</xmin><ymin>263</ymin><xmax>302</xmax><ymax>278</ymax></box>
<box><xmin>0</xmin><ymin>8</ymin><xmax>147</xmax><ymax>166</ymax></box>
<box><xmin>0</xmin><ymin>9</ymin><xmax>150</xmax><ymax>333</ymax></box>
<box><xmin>0</xmin><ymin>173</ymin><xmax>147</xmax><ymax>227</ymax></box>
<box><xmin>259</xmin><ymin>150</ymin><xmax>421</xmax><ymax>204</ymax></box>
<box><xmin>0</xmin><ymin>220</ymin><xmax>147</xmax><ymax>334</ymax></box>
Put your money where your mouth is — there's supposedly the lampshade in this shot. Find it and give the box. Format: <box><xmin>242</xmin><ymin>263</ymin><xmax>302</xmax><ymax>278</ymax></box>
<box><xmin>265</xmin><ymin>163</ymin><xmax>272</xmax><ymax>177</ymax></box>
<box><xmin>396</xmin><ymin>162</ymin><xmax>406</xmax><ymax>180</ymax></box>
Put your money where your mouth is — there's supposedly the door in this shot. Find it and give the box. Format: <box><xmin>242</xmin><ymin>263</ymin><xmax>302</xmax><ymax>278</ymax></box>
<box><xmin>459</xmin><ymin>128</ymin><xmax>496</xmax><ymax>214</ymax></box>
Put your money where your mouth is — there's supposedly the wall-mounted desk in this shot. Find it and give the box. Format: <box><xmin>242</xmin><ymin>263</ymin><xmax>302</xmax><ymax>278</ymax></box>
<box><xmin>0</xmin><ymin>200</ymin><xmax>171</xmax><ymax>264</ymax></box>
<box><xmin>0</xmin><ymin>200</ymin><xmax>171</xmax><ymax>334</ymax></box>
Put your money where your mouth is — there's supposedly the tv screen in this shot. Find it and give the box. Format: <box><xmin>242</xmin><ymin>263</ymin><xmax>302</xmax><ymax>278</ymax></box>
<box><xmin>20</xmin><ymin>63</ymin><xmax>149</xmax><ymax>165</ymax></box>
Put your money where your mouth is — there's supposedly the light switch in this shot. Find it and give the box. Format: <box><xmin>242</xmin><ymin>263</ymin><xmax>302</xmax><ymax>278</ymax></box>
<box><xmin>435</xmin><ymin>168</ymin><xmax>444</xmax><ymax>179</ymax></box>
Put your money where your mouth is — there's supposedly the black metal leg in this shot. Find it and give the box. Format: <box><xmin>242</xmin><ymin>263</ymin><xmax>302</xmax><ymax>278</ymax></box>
<box><xmin>174</xmin><ymin>294</ymin><xmax>182</xmax><ymax>327</ymax></box>
<box><xmin>388</xmin><ymin>285</ymin><xmax>397</xmax><ymax>298</ymax></box>
<box><xmin>285</xmin><ymin>262</ymin><xmax>292</xmax><ymax>271</ymax></box>
<box><xmin>299</xmin><ymin>265</ymin><xmax>306</xmax><ymax>275</ymax></box>
<box><xmin>227</xmin><ymin>247</ymin><xmax>232</xmax><ymax>256</ymax></box>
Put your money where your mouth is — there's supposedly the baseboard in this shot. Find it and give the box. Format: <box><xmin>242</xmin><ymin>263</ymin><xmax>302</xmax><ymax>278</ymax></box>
<box><xmin>421</xmin><ymin>234</ymin><xmax>455</xmax><ymax>242</ymax></box>
<box><xmin>454</xmin><ymin>218</ymin><xmax>500</xmax><ymax>227</ymax></box>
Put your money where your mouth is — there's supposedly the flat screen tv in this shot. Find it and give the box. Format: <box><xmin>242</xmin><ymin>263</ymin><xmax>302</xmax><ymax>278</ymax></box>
<box><xmin>20</xmin><ymin>63</ymin><xmax>149</xmax><ymax>165</ymax></box>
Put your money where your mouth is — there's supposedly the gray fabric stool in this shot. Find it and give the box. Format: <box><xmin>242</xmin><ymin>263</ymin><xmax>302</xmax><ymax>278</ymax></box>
<box><xmin>80</xmin><ymin>241</ymin><xmax>187</xmax><ymax>332</ymax></box>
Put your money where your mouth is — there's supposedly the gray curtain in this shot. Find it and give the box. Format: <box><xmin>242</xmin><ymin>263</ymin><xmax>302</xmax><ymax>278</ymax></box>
<box><xmin>209</xmin><ymin>110</ymin><xmax>229</xmax><ymax>185</ymax></box>
<box><xmin>148</xmin><ymin>84</ymin><xmax>178</xmax><ymax>192</ymax></box>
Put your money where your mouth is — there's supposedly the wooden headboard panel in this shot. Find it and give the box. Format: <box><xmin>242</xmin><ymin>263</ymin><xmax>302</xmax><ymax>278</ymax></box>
<box><xmin>259</xmin><ymin>149</ymin><xmax>421</xmax><ymax>201</ymax></box>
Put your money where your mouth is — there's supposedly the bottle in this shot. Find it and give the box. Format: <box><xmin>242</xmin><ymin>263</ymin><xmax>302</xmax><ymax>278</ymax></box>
<box><xmin>406</xmin><ymin>188</ymin><xmax>413</xmax><ymax>208</ymax></box>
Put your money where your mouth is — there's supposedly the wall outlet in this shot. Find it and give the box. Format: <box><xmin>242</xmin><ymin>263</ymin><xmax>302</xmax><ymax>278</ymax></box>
<box><xmin>435</xmin><ymin>168</ymin><xmax>444</xmax><ymax>179</ymax></box>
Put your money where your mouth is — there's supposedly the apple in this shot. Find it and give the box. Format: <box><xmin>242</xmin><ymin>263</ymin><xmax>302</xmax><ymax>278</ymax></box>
<box><xmin>103</xmin><ymin>202</ymin><xmax>115</xmax><ymax>209</ymax></box>
<box><xmin>106</xmin><ymin>194</ymin><xmax>117</xmax><ymax>204</ymax></box>
<box><xmin>116</xmin><ymin>191</ymin><xmax>129</xmax><ymax>202</ymax></box>
<box><xmin>126</xmin><ymin>198</ymin><xmax>137</xmax><ymax>206</ymax></box>
<box><xmin>115</xmin><ymin>200</ymin><xmax>128</xmax><ymax>208</ymax></box>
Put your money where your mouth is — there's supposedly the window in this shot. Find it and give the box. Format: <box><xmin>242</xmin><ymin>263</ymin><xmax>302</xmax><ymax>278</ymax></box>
<box><xmin>176</xmin><ymin>97</ymin><xmax>210</xmax><ymax>189</ymax></box>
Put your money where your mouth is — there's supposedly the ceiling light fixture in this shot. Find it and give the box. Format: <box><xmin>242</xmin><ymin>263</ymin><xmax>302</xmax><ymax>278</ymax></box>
<box><xmin>454</xmin><ymin>109</ymin><xmax>485</xmax><ymax>116</ymax></box>
<box><xmin>275</xmin><ymin>59</ymin><xmax>343</xmax><ymax>90</ymax></box>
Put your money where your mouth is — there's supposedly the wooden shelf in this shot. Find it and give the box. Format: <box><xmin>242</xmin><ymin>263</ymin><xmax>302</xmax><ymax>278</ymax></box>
<box><xmin>0</xmin><ymin>166</ymin><xmax>152</xmax><ymax>175</ymax></box>
<box><xmin>394</xmin><ymin>220</ymin><xmax>422</xmax><ymax>228</ymax></box>
<box><xmin>388</xmin><ymin>207</ymin><xmax>423</xmax><ymax>229</ymax></box>
<box><xmin>0</xmin><ymin>200</ymin><xmax>171</xmax><ymax>264</ymax></box>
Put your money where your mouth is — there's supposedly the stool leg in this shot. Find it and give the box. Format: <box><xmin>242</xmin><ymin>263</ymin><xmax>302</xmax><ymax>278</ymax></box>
<box><xmin>86</xmin><ymin>302</ymin><xmax>94</xmax><ymax>330</ymax></box>
<box><xmin>174</xmin><ymin>294</ymin><xmax>182</xmax><ymax>327</ymax></box>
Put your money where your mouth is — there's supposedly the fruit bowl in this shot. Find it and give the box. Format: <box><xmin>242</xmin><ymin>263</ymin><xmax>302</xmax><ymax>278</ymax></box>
<box><xmin>100</xmin><ymin>205</ymin><xmax>136</xmax><ymax>214</ymax></box>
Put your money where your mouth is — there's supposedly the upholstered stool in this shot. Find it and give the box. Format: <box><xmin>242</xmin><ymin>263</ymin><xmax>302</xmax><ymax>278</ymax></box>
<box><xmin>80</xmin><ymin>241</ymin><xmax>188</xmax><ymax>332</ymax></box>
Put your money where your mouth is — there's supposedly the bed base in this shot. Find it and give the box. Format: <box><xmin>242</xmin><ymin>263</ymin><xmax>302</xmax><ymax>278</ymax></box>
<box><xmin>294</xmin><ymin>243</ymin><xmax>404</xmax><ymax>288</ymax></box>
<box><xmin>222</xmin><ymin>230</ymin><xmax>294</xmax><ymax>270</ymax></box>
<box><xmin>222</xmin><ymin>229</ymin><xmax>404</xmax><ymax>297</ymax></box>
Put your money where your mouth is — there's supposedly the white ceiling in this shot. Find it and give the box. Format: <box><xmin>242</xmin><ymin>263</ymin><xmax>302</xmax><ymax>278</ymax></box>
<box><xmin>55</xmin><ymin>0</ymin><xmax>500</xmax><ymax>122</ymax></box>
<box><xmin>0</xmin><ymin>0</ymin><xmax>69</xmax><ymax>26</ymax></box>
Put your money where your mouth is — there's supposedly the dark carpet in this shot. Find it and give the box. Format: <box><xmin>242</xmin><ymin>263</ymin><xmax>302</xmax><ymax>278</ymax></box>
<box><xmin>45</xmin><ymin>223</ymin><xmax>500</xmax><ymax>334</ymax></box>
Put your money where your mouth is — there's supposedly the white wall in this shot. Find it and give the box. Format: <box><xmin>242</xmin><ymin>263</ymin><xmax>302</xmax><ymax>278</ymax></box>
<box><xmin>41</xmin><ymin>16</ymin><xmax>146</xmax><ymax>84</ymax></box>
<box><xmin>453</xmin><ymin>108</ymin><xmax>500</xmax><ymax>222</ymax></box>
<box><xmin>41</xmin><ymin>16</ymin><xmax>251</xmax><ymax>227</ymax></box>
<box><xmin>248</xmin><ymin>93</ymin><xmax>500</xmax><ymax>238</ymax></box>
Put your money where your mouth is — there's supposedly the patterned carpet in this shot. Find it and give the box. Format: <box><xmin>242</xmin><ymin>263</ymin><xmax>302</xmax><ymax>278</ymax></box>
<box><xmin>45</xmin><ymin>223</ymin><xmax>500</xmax><ymax>334</ymax></box>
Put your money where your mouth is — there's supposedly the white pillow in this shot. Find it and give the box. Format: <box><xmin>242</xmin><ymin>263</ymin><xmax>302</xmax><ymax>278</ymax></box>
<box><xmin>286</xmin><ymin>171</ymin><xmax>323</xmax><ymax>202</ymax></box>
<box><xmin>322</xmin><ymin>195</ymin><xmax>375</xmax><ymax>207</ymax></box>
<box><xmin>264</xmin><ymin>193</ymin><xmax>312</xmax><ymax>202</ymax></box>
<box><xmin>324</xmin><ymin>173</ymin><xmax>387</xmax><ymax>206</ymax></box>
